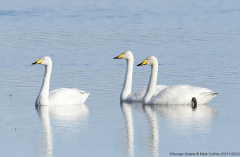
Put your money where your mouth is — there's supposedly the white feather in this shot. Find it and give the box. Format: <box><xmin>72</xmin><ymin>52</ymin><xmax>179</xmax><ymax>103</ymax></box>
<box><xmin>114</xmin><ymin>51</ymin><xmax>168</xmax><ymax>102</ymax></box>
<box><xmin>138</xmin><ymin>56</ymin><xmax>218</xmax><ymax>105</ymax></box>
<box><xmin>33</xmin><ymin>56</ymin><xmax>90</xmax><ymax>106</ymax></box>
<box><xmin>124</xmin><ymin>85</ymin><xmax>168</xmax><ymax>102</ymax></box>
<box><xmin>49</xmin><ymin>88</ymin><xmax>90</xmax><ymax>105</ymax></box>
<box><xmin>150</xmin><ymin>85</ymin><xmax>218</xmax><ymax>105</ymax></box>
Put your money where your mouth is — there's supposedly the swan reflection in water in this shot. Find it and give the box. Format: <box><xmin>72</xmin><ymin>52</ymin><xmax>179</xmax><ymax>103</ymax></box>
<box><xmin>35</xmin><ymin>104</ymin><xmax>89</xmax><ymax>157</ymax></box>
<box><xmin>121</xmin><ymin>101</ymin><xmax>216</xmax><ymax>156</ymax></box>
<box><xmin>148</xmin><ymin>103</ymin><xmax>216</xmax><ymax>132</ymax></box>
<box><xmin>121</xmin><ymin>102</ymin><xmax>159</xmax><ymax>157</ymax></box>
<box><xmin>121</xmin><ymin>102</ymin><xmax>135</xmax><ymax>157</ymax></box>
<box><xmin>143</xmin><ymin>104</ymin><xmax>159</xmax><ymax>157</ymax></box>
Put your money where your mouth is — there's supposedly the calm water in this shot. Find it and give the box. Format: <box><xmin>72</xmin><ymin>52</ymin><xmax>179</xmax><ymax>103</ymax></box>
<box><xmin>0</xmin><ymin>0</ymin><xmax>240</xmax><ymax>156</ymax></box>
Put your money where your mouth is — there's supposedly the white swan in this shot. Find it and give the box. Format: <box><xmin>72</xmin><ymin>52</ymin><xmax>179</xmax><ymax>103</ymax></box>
<box><xmin>114</xmin><ymin>51</ymin><xmax>168</xmax><ymax>102</ymax></box>
<box><xmin>137</xmin><ymin>56</ymin><xmax>218</xmax><ymax>105</ymax></box>
<box><xmin>32</xmin><ymin>56</ymin><xmax>90</xmax><ymax>106</ymax></box>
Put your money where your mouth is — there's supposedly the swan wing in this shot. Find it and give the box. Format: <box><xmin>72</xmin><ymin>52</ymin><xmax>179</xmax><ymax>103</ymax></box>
<box><xmin>125</xmin><ymin>85</ymin><xmax>169</xmax><ymax>102</ymax></box>
<box><xmin>154</xmin><ymin>85</ymin><xmax>169</xmax><ymax>96</ymax></box>
<box><xmin>49</xmin><ymin>88</ymin><xmax>90</xmax><ymax>105</ymax></box>
<box><xmin>150</xmin><ymin>85</ymin><xmax>218</xmax><ymax>105</ymax></box>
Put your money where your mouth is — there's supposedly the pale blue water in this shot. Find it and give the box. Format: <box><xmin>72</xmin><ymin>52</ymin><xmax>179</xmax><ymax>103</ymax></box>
<box><xmin>0</xmin><ymin>0</ymin><xmax>240</xmax><ymax>156</ymax></box>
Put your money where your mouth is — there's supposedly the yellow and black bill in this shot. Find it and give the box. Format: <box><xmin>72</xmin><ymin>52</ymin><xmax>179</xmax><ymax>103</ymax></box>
<box><xmin>137</xmin><ymin>59</ymin><xmax>148</xmax><ymax>66</ymax></box>
<box><xmin>32</xmin><ymin>59</ymin><xmax>43</xmax><ymax>65</ymax></box>
<box><xmin>113</xmin><ymin>53</ymin><xmax>124</xmax><ymax>59</ymax></box>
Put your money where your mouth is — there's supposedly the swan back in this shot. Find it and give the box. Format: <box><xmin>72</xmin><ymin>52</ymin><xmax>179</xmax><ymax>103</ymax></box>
<box><xmin>49</xmin><ymin>88</ymin><xmax>90</xmax><ymax>105</ymax></box>
<box><xmin>149</xmin><ymin>85</ymin><xmax>218</xmax><ymax>105</ymax></box>
<box><xmin>124</xmin><ymin>85</ymin><xmax>169</xmax><ymax>102</ymax></box>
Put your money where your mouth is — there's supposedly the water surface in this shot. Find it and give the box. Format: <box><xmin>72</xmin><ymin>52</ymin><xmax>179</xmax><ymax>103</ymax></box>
<box><xmin>0</xmin><ymin>0</ymin><xmax>240</xmax><ymax>156</ymax></box>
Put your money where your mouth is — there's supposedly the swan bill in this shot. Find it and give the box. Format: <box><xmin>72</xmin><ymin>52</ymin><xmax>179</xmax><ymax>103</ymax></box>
<box><xmin>32</xmin><ymin>59</ymin><xmax>43</xmax><ymax>65</ymax></box>
<box><xmin>113</xmin><ymin>53</ymin><xmax>124</xmax><ymax>59</ymax></box>
<box><xmin>137</xmin><ymin>59</ymin><xmax>148</xmax><ymax>66</ymax></box>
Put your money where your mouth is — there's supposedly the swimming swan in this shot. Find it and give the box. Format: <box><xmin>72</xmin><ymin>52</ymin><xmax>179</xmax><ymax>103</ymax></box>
<box><xmin>32</xmin><ymin>56</ymin><xmax>90</xmax><ymax>106</ymax></box>
<box><xmin>137</xmin><ymin>56</ymin><xmax>218</xmax><ymax>105</ymax></box>
<box><xmin>114</xmin><ymin>51</ymin><xmax>168</xmax><ymax>102</ymax></box>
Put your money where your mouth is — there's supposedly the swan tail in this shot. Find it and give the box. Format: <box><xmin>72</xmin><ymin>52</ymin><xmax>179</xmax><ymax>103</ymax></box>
<box><xmin>78</xmin><ymin>91</ymin><xmax>90</xmax><ymax>104</ymax></box>
<box><xmin>196</xmin><ymin>92</ymin><xmax>218</xmax><ymax>104</ymax></box>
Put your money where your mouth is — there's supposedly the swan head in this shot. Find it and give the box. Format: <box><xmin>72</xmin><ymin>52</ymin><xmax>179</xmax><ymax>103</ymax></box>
<box><xmin>32</xmin><ymin>56</ymin><xmax>52</xmax><ymax>66</ymax></box>
<box><xmin>191</xmin><ymin>97</ymin><xmax>197</xmax><ymax>109</ymax></box>
<box><xmin>113</xmin><ymin>51</ymin><xmax>133</xmax><ymax>60</ymax></box>
<box><xmin>137</xmin><ymin>56</ymin><xmax>158</xmax><ymax>66</ymax></box>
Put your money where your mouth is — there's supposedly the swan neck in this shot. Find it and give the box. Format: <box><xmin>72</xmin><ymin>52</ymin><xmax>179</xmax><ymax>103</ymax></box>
<box><xmin>37</xmin><ymin>65</ymin><xmax>52</xmax><ymax>105</ymax></box>
<box><xmin>121</xmin><ymin>58</ymin><xmax>133</xmax><ymax>101</ymax></box>
<box><xmin>143</xmin><ymin>63</ymin><xmax>158</xmax><ymax>104</ymax></box>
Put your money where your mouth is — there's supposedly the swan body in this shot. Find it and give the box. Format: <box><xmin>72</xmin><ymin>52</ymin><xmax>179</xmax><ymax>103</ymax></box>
<box><xmin>137</xmin><ymin>56</ymin><xmax>218</xmax><ymax>105</ymax></box>
<box><xmin>124</xmin><ymin>85</ymin><xmax>168</xmax><ymax>102</ymax></box>
<box><xmin>114</xmin><ymin>51</ymin><xmax>168</xmax><ymax>102</ymax></box>
<box><xmin>32</xmin><ymin>56</ymin><xmax>90</xmax><ymax>106</ymax></box>
<box><xmin>149</xmin><ymin>85</ymin><xmax>216</xmax><ymax>105</ymax></box>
